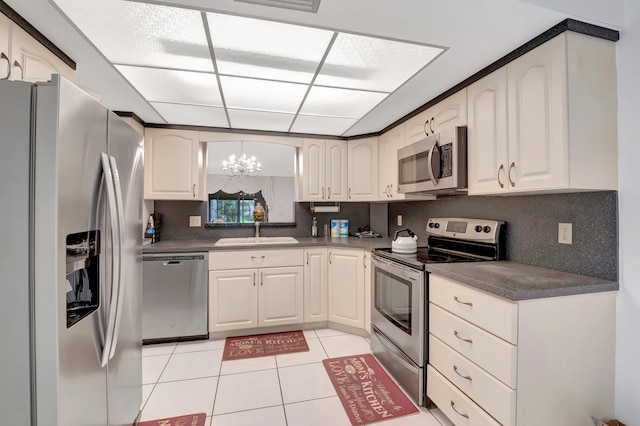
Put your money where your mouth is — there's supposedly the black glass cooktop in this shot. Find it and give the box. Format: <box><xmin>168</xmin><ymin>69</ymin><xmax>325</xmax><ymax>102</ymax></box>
<box><xmin>373</xmin><ymin>246</ymin><xmax>482</xmax><ymax>270</ymax></box>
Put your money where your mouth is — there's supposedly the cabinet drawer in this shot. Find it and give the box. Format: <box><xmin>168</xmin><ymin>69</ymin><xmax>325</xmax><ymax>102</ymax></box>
<box><xmin>430</xmin><ymin>303</ymin><xmax>517</xmax><ymax>388</ymax></box>
<box><xmin>430</xmin><ymin>335</ymin><xmax>516</xmax><ymax>426</ymax></box>
<box><xmin>429</xmin><ymin>274</ymin><xmax>518</xmax><ymax>344</ymax></box>
<box><xmin>427</xmin><ymin>365</ymin><xmax>501</xmax><ymax>426</ymax></box>
<box><xmin>209</xmin><ymin>249</ymin><xmax>303</xmax><ymax>270</ymax></box>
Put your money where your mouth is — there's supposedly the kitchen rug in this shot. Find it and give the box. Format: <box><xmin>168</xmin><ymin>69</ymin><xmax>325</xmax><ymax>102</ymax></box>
<box><xmin>323</xmin><ymin>353</ymin><xmax>419</xmax><ymax>425</ymax></box>
<box><xmin>222</xmin><ymin>330</ymin><xmax>309</xmax><ymax>361</ymax></box>
<box><xmin>138</xmin><ymin>413</ymin><xmax>207</xmax><ymax>426</ymax></box>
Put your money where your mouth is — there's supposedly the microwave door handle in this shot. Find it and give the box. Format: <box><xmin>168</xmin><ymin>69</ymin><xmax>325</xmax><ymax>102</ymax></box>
<box><xmin>426</xmin><ymin>140</ymin><xmax>439</xmax><ymax>186</ymax></box>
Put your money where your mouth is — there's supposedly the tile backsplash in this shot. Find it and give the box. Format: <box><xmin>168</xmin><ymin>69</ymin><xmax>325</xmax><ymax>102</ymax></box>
<box><xmin>153</xmin><ymin>191</ymin><xmax>617</xmax><ymax>281</ymax></box>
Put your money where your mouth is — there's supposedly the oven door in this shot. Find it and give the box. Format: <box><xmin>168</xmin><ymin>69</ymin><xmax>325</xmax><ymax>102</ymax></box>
<box><xmin>371</xmin><ymin>255</ymin><xmax>425</xmax><ymax>365</ymax></box>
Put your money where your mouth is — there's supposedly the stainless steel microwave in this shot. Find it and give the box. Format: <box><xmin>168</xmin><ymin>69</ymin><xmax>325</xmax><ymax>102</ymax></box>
<box><xmin>397</xmin><ymin>126</ymin><xmax>467</xmax><ymax>195</ymax></box>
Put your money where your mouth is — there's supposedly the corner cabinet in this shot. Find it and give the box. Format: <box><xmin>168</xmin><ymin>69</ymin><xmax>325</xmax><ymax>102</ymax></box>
<box><xmin>327</xmin><ymin>249</ymin><xmax>365</xmax><ymax>329</ymax></box>
<box><xmin>347</xmin><ymin>137</ymin><xmax>378</xmax><ymax>201</ymax></box>
<box><xmin>467</xmin><ymin>32</ymin><xmax>617</xmax><ymax>195</ymax></box>
<box><xmin>208</xmin><ymin>250</ymin><xmax>304</xmax><ymax>332</ymax></box>
<box><xmin>143</xmin><ymin>128</ymin><xmax>208</xmax><ymax>201</ymax></box>
<box><xmin>427</xmin><ymin>274</ymin><xmax>615</xmax><ymax>425</ymax></box>
<box><xmin>299</xmin><ymin>139</ymin><xmax>348</xmax><ymax>202</ymax></box>
<box><xmin>1</xmin><ymin>13</ymin><xmax>74</xmax><ymax>82</ymax></box>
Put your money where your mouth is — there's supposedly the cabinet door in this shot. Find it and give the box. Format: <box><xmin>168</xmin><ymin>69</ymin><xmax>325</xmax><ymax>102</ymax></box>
<box><xmin>259</xmin><ymin>266</ymin><xmax>304</xmax><ymax>327</ymax></box>
<box><xmin>325</xmin><ymin>139</ymin><xmax>348</xmax><ymax>201</ymax></box>
<box><xmin>328</xmin><ymin>249</ymin><xmax>364</xmax><ymax>328</ymax></box>
<box><xmin>347</xmin><ymin>137</ymin><xmax>378</xmax><ymax>201</ymax></box>
<box><xmin>10</xmin><ymin>24</ymin><xmax>74</xmax><ymax>82</ymax></box>
<box><xmin>302</xmin><ymin>138</ymin><xmax>326</xmax><ymax>201</ymax></box>
<box><xmin>363</xmin><ymin>252</ymin><xmax>372</xmax><ymax>335</ymax></box>
<box><xmin>209</xmin><ymin>270</ymin><xmax>258</xmax><ymax>332</ymax></box>
<box><xmin>144</xmin><ymin>129</ymin><xmax>206</xmax><ymax>200</ymax></box>
<box><xmin>430</xmin><ymin>89</ymin><xmax>468</xmax><ymax>134</ymax></box>
<box><xmin>467</xmin><ymin>68</ymin><xmax>509</xmax><ymax>195</ymax></box>
<box><xmin>507</xmin><ymin>34</ymin><xmax>567</xmax><ymax>192</ymax></box>
<box><xmin>378</xmin><ymin>124</ymin><xmax>405</xmax><ymax>200</ymax></box>
<box><xmin>1</xmin><ymin>14</ymin><xmax>10</xmax><ymax>79</ymax></box>
<box><xmin>404</xmin><ymin>109</ymin><xmax>431</xmax><ymax>144</ymax></box>
<box><xmin>304</xmin><ymin>248</ymin><xmax>328</xmax><ymax>322</ymax></box>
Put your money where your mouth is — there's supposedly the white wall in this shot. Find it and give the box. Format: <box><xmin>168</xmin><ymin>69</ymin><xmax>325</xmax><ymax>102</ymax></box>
<box><xmin>616</xmin><ymin>0</ymin><xmax>640</xmax><ymax>421</ymax></box>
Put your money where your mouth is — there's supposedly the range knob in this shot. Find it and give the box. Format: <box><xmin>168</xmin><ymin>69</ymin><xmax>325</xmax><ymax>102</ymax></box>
<box><xmin>428</xmin><ymin>222</ymin><xmax>434</xmax><ymax>228</ymax></box>
<box><xmin>483</xmin><ymin>226</ymin><xmax>492</xmax><ymax>233</ymax></box>
<box><xmin>474</xmin><ymin>225</ymin><xmax>483</xmax><ymax>233</ymax></box>
<box><xmin>433</xmin><ymin>222</ymin><xmax>440</xmax><ymax>229</ymax></box>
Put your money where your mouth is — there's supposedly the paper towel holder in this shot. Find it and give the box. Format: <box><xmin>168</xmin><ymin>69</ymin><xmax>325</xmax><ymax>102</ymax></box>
<box><xmin>310</xmin><ymin>202</ymin><xmax>340</xmax><ymax>213</ymax></box>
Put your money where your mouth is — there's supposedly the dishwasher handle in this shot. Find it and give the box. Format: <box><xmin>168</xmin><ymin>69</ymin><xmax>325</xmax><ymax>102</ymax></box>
<box><xmin>143</xmin><ymin>254</ymin><xmax>206</xmax><ymax>262</ymax></box>
<box><xmin>163</xmin><ymin>260</ymin><xmax>183</xmax><ymax>266</ymax></box>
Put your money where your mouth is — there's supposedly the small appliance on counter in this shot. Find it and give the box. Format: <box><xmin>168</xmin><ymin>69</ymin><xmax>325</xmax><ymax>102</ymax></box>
<box><xmin>144</xmin><ymin>213</ymin><xmax>162</xmax><ymax>243</ymax></box>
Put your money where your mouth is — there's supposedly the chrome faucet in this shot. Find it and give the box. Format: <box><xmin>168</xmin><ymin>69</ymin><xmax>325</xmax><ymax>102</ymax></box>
<box><xmin>255</xmin><ymin>221</ymin><xmax>260</xmax><ymax>238</ymax></box>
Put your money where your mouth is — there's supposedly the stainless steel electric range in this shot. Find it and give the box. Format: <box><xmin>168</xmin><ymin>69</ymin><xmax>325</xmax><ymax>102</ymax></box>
<box><xmin>370</xmin><ymin>217</ymin><xmax>504</xmax><ymax>406</ymax></box>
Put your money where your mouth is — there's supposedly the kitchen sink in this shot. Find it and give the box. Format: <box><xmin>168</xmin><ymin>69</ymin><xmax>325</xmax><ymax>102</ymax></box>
<box><xmin>214</xmin><ymin>237</ymin><xmax>299</xmax><ymax>246</ymax></box>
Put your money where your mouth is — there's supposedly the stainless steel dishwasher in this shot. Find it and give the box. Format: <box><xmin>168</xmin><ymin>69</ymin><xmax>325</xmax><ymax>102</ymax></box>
<box><xmin>142</xmin><ymin>252</ymin><xmax>208</xmax><ymax>344</ymax></box>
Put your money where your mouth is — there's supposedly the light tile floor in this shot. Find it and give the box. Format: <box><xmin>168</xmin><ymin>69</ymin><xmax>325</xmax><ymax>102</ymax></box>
<box><xmin>140</xmin><ymin>329</ymin><xmax>453</xmax><ymax>426</ymax></box>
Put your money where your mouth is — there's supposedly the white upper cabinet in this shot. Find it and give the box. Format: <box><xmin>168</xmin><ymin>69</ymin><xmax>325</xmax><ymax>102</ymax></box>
<box><xmin>347</xmin><ymin>137</ymin><xmax>378</xmax><ymax>201</ymax></box>
<box><xmin>404</xmin><ymin>89</ymin><xmax>467</xmax><ymax>145</ymax></box>
<box><xmin>1</xmin><ymin>13</ymin><xmax>74</xmax><ymax>82</ymax></box>
<box><xmin>468</xmin><ymin>32</ymin><xmax>617</xmax><ymax>195</ymax></box>
<box><xmin>378</xmin><ymin>123</ymin><xmax>405</xmax><ymax>200</ymax></box>
<box><xmin>299</xmin><ymin>139</ymin><xmax>347</xmax><ymax>201</ymax></box>
<box><xmin>467</xmin><ymin>68</ymin><xmax>509</xmax><ymax>194</ymax></box>
<box><xmin>143</xmin><ymin>128</ymin><xmax>208</xmax><ymax>200</ymax></box>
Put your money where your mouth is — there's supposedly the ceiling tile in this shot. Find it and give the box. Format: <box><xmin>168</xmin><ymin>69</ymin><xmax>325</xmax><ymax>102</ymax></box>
<box><xmin>207</xmin><ymin>13</ymin><xmax>333</xmax><ymax>83</ymax></box>
<box><xmin>150</xmin><ymin>102</ymin><xmax>229</xmax><ymax>127</ymax></box>
<box><xmin>299</xmin><ymin>86</ymin><xmax>387</xmax><ymax>118</ymax></box>
<box><xmin>54</xmin><ymin>0</ymin><xmax>213</xmax><ymax>71</ymax></box>
<box><xmin>117</xmin><ymin>65</ymin><xmax>222</xmax><ymax>105</ymax></box>
<box><xmin>290</xmin><ymin>114</ymin><xmax>357</xmax><ymax>135</ymax></box>
<box><xmin>220</xmin><ymin>76</ymin><xmax>308</xmax><ymax>113</ymax></box>
<box><xmin>227</xmin><ymin>109</ymin><xmax>295</xmax><ymax>132</ymax></box>
<box><xmin>315</xmin><ymin>33</ymin><xmax>443</xmax><ymax>92</ymax></box>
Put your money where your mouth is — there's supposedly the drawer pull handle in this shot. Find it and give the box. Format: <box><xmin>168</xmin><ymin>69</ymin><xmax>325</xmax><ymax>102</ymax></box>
<box><xmin>450</xmin><ymin>401</ymin><xmax>470</xmax><ymax>419</ymax></box>
<box><xmin>453</xmin><ymin>365</ymin><xmax>472</xmax><ymax>381</ymax></box>
<box><xmin>454</xmin><ymin>296</ymin><xmax>473</xmax><ymax>307</ymax></box>
<box><xmin>251</xmin><ymin>256</ymin><xmax>265</xmax><ymax>260</ymax></box>
<box><xmin>453</xmin><ymin>330</ymin><xmax>473</xmax><ymax>344</ymax></box>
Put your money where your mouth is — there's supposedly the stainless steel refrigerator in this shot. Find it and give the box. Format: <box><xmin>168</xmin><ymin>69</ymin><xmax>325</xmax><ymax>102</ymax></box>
<box><xmin>0</xmin><ymin>75</ymin><xmax>143</xmax><ymax>426</ymax></box>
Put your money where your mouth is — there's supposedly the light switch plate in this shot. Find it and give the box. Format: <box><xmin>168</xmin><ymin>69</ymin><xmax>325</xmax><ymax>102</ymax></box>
<box><xmin>189</xmin><ymin>216</ymin><xmax>201</xmax><ymax>227</ymax></box>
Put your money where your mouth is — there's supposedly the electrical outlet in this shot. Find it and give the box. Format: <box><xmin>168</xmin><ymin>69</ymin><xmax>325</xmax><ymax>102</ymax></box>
<box><xmin>189</xmin><ymin>216</ymin><xmax>201</xmax><ymax>227</ymax></box>
<box><xmin>558</xmin><ymin>223</ymin><xmax>572</xmax><ymax>244</ymax></box>
<box><xmin>397</xmin><ymin>215</ymin><xmax>403</xmax><ymax>227</ymax></box>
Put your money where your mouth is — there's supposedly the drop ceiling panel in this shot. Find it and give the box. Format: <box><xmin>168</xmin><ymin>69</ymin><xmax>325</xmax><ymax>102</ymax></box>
<box><xmin>220</xmin><ymin>75</ymin><xmax>308</xmax><ymax>113</ymax></box>
<box><xmin>54</xmin><ymin>0</ymin><xmax>213</xmax><ymax>71</ymax></box>
<box><xmin>290</xmin><ymin>114</ymin><xmax>357</xmax><ymax>135</ymax></box>
<box><xmin>207</xmin><ymin>13</ymin><xmax>333</xmax><ymax>83</ymax></box>
<box><xmin>227</xmin><ymin>108</ymin><xmax>296</xmax><ymax>132</ymax></box>
<box><xmin>315</xmin><ymin>33</ymin><xmax>444</xmax><ymax>92</ymax></box>
<box><xmin>150</xmin><ymin>102</ymin><xmax>229</xmax><ymax>127</ymax></box>
<box><xmin>117</xmin><ymin>65</ymin><xmax>222</xmax><ymax>105</ymax></box>
<box><xmin>300</xmin><ymin>86</ymin><xmax>387</xmax><ymax>118</ymax></box>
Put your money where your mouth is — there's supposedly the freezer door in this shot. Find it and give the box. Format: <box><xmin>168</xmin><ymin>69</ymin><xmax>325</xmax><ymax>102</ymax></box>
<box><xmin>32</xmin><ymin>76</ymin><xmax>110</xmax><ymax>426</ymax></box>
<box><xmin>105</xmin><ymin>111</ymin><xmax>144</xmax><ymax>426</ymax></box>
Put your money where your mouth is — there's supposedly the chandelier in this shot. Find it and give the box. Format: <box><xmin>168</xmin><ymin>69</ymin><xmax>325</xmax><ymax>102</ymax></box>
<box><xmin>222</xmin><ymin>142</ymin><xmax>262</xmax><ymax>177</ymax></box>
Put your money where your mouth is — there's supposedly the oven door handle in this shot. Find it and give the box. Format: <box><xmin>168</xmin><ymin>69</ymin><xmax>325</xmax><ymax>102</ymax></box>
<box><xmin>372</xmin><ymin>257</ymin><xmax>422</xmax><ymax>282</ymax></box>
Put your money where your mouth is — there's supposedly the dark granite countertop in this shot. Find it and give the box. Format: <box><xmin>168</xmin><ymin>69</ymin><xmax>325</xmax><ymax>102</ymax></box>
<box><xmin>425</xmin><ymin>261</ymin><xmax>619</xmax><ymax>301</ymax></box>
<box><xmin>143</xmin><ymin>236</ymin><xmax>395</xmax><ymax>253</ymax></box>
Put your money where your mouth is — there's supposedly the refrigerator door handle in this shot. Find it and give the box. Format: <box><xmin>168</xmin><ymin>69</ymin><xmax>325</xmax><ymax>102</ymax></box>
<box><xmin>107</xmin><ymin>155</ymin><xmax>126</xmax><ymax>360</ymax></box>
<box><xmin>99</xmin><ymin>153</ymin><xmax>121</xmax><ymax>368</ymax></box>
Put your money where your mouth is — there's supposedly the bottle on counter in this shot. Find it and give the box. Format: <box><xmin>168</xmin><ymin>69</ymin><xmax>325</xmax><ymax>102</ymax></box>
<box><xmin>311</xmin><ymin>216</ymin><xmax>318</xmax><ymax>237</ymax></box>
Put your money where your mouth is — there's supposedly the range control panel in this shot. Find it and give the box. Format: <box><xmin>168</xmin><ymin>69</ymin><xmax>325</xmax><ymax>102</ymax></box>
<box><xmin>427</xmin><ymin>218</ymin><xmax>503</xmax><ymax>243</ymax></box>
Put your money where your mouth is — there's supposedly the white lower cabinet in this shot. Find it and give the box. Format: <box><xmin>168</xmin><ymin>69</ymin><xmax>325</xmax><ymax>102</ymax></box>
<box><xmin>303</xmin><ymin>248</ymin><xmax>328</xmax><ymax>322</ymax></box>
<box><xmin>428</xmin><ymin>274</ymin><xmax>616</xmax><ymax>425</ymax></box>
<box><xmin>208</xmin><ymin>250</ymin><xmax>303</xmax><ymax>332</ymax></box>
<box><xmin>327</xmin><ymin>248</ymin><xmax>365</xmax><ymax>328</ymax></box>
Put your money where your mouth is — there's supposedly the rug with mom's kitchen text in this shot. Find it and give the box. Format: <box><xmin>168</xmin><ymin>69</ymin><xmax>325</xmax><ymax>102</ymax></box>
<box><xmin>137</xmin><ymin>413</ymin><xmax>206</xmax><ymax>426</ymax></box>
<box><xmin>323</xmin><ymin>353</ymin><xmax>419</xmax><ymax>425</ymax></box>
<box><xmin>222</xmin><ymin>330</ymin><xmax>309</xmax><ymax>361</ymax></box>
